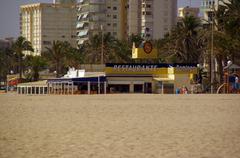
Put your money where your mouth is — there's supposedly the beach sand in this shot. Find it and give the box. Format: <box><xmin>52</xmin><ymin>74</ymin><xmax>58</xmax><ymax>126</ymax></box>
<box><xmin>0</xmin><ymin>94</ymin><xmax>240</xmax><ymax>158</ymax></box>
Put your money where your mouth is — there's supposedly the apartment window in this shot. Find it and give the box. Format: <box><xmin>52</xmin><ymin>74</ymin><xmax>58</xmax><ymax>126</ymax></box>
<box><xmin>142</xmin><ymin>11</ymin><xmax>152</xmax><ymax>15</ymax></box>
<box><xmin>43</xmin><ymin>41</ymin><xmax>51</xmax><ymax>45</ymax></box>
<box><xmin>113</xmin><ymin>23</ymin><xmax>117</xmax><ymax>27</ymax></box>
<box><xmin>107</xmin><ymin>6</ymin><xmax>111</xmax><ymax>9</ymax></box>
<box><xmin>107</xmin><ymin>14</ymin><xmax>111</xmax><ymax>17</ymax></box>
<box><xmin>146</xmin><ymin>4</ymin><xmax>151</xmax><ymax>8</ymax></box>
<box><xmin>113</xmin><ymin>6</ymin><xmax>117</xmax><ymax>10</ymax></box>
<box><xmin>107</xmin><ymin>23</ymin><xmax>111</xmax><ymax>26</ymax></box>
<box><xmin>113</xmin><ymin>15</ymin><xmax>117</xmax><ymax>19</ymax></box>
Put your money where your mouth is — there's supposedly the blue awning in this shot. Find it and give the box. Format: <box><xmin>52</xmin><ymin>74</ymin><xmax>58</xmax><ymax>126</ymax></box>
<box><xmin>72</xmin><ymin>76</ymin><xmax>106</xmax><ymax>83</ymax></box>
<box><xmin>47</xmin><ymin>76</ymin><xmax>106</xmax><ymax>83</ymax></box>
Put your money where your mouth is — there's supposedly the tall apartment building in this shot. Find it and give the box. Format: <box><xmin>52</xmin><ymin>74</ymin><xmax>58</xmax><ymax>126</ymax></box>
<box><xmin>77</xmin><ymin>0</ymin><xmax>177</xmax><ymax>44</ymax></box>
<box><xmin>127</xmin><ymin>0</ymin><xmax>141</xmax><ymax>35</ymax></box>
<box><xmin>76</xmin><ymin>0</ymin><xmax>127</xmax><ymax>45</ymax></box>
<box><xmin>127</xmin><ymin>0</ymin><xmax>177</xmax><ymax>40</ymax></box>
<box><xmin>20</xmin><ymin>3</ymin><xmax>76</xmax><ymax>55</ymax></box>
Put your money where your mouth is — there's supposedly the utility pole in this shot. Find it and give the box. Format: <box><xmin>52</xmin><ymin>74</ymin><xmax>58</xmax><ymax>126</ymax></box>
<box><xmin>210</xmin><ymin>3</ymin><xmax>214</xmax><ymax>94</ymax></box>
<box><xmin>101</xmin><ymin>25</ymin><xmax>104</xmax><ymax>65</ymax></box>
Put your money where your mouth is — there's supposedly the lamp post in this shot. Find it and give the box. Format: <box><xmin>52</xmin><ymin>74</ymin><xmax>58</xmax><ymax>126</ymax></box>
<box><xmin>100</xmin><ymin>25</ymin><xmax>104</xmax><ymax>65</ymax></box>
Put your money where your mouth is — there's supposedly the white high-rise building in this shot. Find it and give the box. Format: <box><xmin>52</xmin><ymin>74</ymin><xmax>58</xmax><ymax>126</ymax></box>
<box><xmin>127</xmin><ymin>0</ymin><xmax>177</xmax><ymax>39</ymax></box>
<box><xmin>127</xmin><ymin>0</ymin><xmax>141</xmax><ymax>36</ymax></box>
<box><xmin>76</xmin><ymin>0</ymin><xmax>177</xmax><ymax>44</ymax></box>
<box><xmin>76</xmin><ymin>0</ymin><xmax>127</xmax><ymax>45</ymax></box>
<box><xmin>20</xmin><ymin>3</ymin><xmax>76</xmax><ymax>55</ymax></box>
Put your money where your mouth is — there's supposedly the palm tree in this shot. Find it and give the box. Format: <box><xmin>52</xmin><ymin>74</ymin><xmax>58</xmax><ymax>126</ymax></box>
<box><xmin>0</xmin><ymin>49</ymin><xmax>8</xmax><ymax>84</ymax></box>
<box><xmin>25</xmin><ymin>56</ymin><xmax>46</xmax><ymax>81</ymax></box>
<box><xmin>44</xmin><ymin>41</ymin><xmax>67</xmax><ymax>77</ymax></box>
<box><xmin>216</xmin><ymin>0</ymin><xmax>240</xmax><ymax>64</ymax></box>
<box><xmin>111</xmin><ymin>39</ymin><xmax>132</xmax><ymax>63</ymax></box>
<box><xmin>166</xmin><ymin>16</ymin><xmax>203</xmax><ymax>63</ymax></box>
<box><xmin>12</xmin><ymin>36</ymin><xmax>33</xmax><ymax>79</ymax></box>
<box><xmin>203</xmin><ymin>0</ymin><xmax>240</xmax><ymax>84</ymax></box>
<box><xmin>129</xmin><ymin>34</ymin><xmax>144</xmax><ymax>48</ymax></box>
<box><xmin>65</xmin><ymin>43</ymin><xmax>84</xmax><ymax>68</ymax></box>
<box><xmin>83</xmin><ymin>33</ymin><xmax>121</xmax><ymax>63</ymax></box>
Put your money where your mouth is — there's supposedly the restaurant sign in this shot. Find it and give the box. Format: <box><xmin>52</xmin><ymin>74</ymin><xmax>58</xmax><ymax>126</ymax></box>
<box><xmin>105</xmin><ymin>63</ymin><xmax>197</xmax><ymax>75</ymax></box>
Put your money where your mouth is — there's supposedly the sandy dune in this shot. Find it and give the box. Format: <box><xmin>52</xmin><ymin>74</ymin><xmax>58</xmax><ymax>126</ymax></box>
<box><xmin>0</xmin><ymin>94</ymin><xmax>240</xmax><ymax>158</ymax></box>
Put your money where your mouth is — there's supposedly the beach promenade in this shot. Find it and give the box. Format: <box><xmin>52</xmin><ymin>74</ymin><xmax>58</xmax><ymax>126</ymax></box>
<box><xmin>0</xmin><ymin>94</ymin><xmax>240</xmax><ymax>158</ymax></box>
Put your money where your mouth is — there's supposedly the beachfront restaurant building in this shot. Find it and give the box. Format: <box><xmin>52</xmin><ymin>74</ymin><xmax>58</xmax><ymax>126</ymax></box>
<box><xmin>46</xmin><ymin>63</ymin><xmax>197</xmax><ymax>94</ymax></box>
<box><xmin>105</xmin><ymin>63</ymin><xmax>197</xmax><ymax>94</ymax></box>
<box><xmin>16</xmin><ymin>63</ymin><xmax>197</xmax><ymax>95</ymax></box>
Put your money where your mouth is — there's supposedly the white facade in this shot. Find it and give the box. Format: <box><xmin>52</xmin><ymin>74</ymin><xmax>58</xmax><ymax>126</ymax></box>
<box><xmin>20</xmin><ymin>3</ymin><xmax>76</xmax><ymax>55</ymax></box>
<box><xmin>127</xmin><ymin>0</ymin><xmax>141</xmax><ymax>36</ymax></box>
<box><xmin>76</xmin><ymin>0</ymin><xmax>177</xmax><ymax>44</ymax></box>
<box><xmin>76</xmin><ymin>0</ymin><xmax>126</xmax><ymax>45</ymax></box>
<box><xmin>128</xmin><ymin>0</ymin><xmax>177</xmax><ymax>39</ymax></box>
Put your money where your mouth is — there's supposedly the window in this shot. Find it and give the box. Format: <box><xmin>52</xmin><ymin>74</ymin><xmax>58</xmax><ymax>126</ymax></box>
<box><xmin>146</xmin><ymin>11</ymin><xmax>152</xmax><ymax>15</ymax></box>
<box><xmin>113</xmin><ymin>23</ymin><xmax>117</xmax><ymax>27</ymax></box>
<box><xmin>43</xmin><ymin>41</ymin><xmax>51</xmax><ymax>45</ymax></box>
<box><xmin>146</xmin><ymin>4</ymin><xmax>151</xmax><ymax>8</ymax></box>
<box><xmin>113</xmin><ymin>6</ymin><xmax>117</xmax><ymax>10</ymax></box>
<box><xmin>142</xmin><ymin>11</ymin><xmax>152</xmax><ymax>15</ymax></box>
<box><xmin>113</xmin><ymin>15</ymin><xmax>117</xmax><ymax>19</ymax></box>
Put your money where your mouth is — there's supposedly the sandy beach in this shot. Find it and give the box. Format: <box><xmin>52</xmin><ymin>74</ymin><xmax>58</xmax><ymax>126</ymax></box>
<box><xmin>0</xmin><ymin>94</ymin><xmax>240</xmax><ymax>158</ymax></box>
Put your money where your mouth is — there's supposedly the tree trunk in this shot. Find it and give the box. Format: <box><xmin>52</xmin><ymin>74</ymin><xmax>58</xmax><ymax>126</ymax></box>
<box><xmin>216</xmin><ymin>56</ymin><xmax>224</xmax><ymax>84</ymax></box>
<box><xmin>33</xmin><ymin>68</ymin><xmax>39</xmax><ymax>81</ymax></box>
<box><xmin>19</xmin><ymin>56</ymin><xmax>22</xmax><ymax>79</ymax></box>
<box><xmin>56</xmin><ymin>60</ymin><xmax>60</xmax><ymax>78</ymax></box>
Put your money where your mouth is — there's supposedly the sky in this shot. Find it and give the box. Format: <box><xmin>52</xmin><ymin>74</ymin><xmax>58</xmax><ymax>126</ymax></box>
<box><xmin>0</xmin><ymin>0</ymin><xmax>201</xmax><ymax>39</ymax></box>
